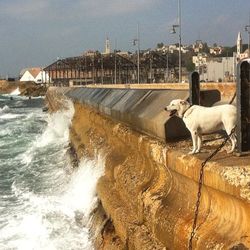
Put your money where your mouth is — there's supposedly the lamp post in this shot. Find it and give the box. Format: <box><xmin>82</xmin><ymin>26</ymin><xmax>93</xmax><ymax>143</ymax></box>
<box><xmin>114</xmin><ymin>39</ymin><xmax>117</xmax><ymax>84</ymax></box>
<box><xmin>101</xmin><ymin>54</ymin><xmax>104</xmax><ymax>84</ymax></box>
<box><xmin>170</xmin><ymin>0</ymin><xmax>182</xmax><ymax>83</ymax></box>
<box><xmin>133</xmin><ymin>23</ymin><xmax>140</xmax><ymax>84</ymax></box>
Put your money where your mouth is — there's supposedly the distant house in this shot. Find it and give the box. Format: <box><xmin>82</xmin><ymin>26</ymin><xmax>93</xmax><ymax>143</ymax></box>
<box><xmin>20</xmin><ymin>67</ymin><xmax>50</xmax><ymax>83</ymax></box>
<box><xmin>238</xmin><ymin>49</ymin><xmax>249</xmax><ymax>61</ymax></box>
<box><xmin>192</xmin><ymin>40</ymin><xmax>204</xmax><ymax>53</ymax></box>
<box><xmin>236</xmin><ymin>31</ymin><xmax>249</xmax><ymax>61</ymax></box>
<box><xmin>205</xmin><ymin>57</ymin><xmax>235</xmax><ymax>82</ymax></box>
<box><xmin>158</xmin><ymin>44</ymin><xmax>189</xmax><ymax>54</ymax></box>
<box><xmin>209</xmin><ymin>46</ymin><xmax>223</xmax><ymax>55</ymax></box>
<box><xmin>192</xmin><ymin>56</ymin><xmax>235</xmax><ymax>82</ymax></box>
<box><xmin>192</xmin><ymin>53</ymin><xmax>209</xmax><ymax>67</ymax></box>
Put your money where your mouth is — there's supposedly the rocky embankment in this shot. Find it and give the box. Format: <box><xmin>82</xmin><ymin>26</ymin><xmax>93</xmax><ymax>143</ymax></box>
<box><xmin>0</xmin><ymin>80</ymin><xmax>18</xmax><ymax>94</ymax></box>
<box><xmin>19</xmin><ymin>82</ymin><xmax>47</xmax><ymax>97</ymax></box>
<box><xmin>0</xmin><ymin>80</ymin><xmax>47</xmax><ymax>96</ymax></box>
<box><xmin>46</xmin><ymin>87</ymin><xmax>250</xmax><ymax>250</ymax></box>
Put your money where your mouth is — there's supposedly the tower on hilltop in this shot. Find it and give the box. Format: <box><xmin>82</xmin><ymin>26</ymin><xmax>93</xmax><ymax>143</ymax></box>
<box><xmin>237</xmin><ymin>31</ymin><xmax>242</xmax><ymax>57</ymax></box>
<box><xmin>105</xmin><ymin>37</ymin><xmax>111</xmax><ymax>54</ymax></box>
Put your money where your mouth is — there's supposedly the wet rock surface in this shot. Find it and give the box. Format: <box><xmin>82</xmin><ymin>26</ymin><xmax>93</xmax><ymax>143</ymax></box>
<box><xmin>46</xmin><ymin>87</ymin><xmax>250</xmax><ymax>250</ymax></box>
<box><xmin>0</xmin><ymin>80</ymin><xmax>47</xmax><ymax>96</ymax></box>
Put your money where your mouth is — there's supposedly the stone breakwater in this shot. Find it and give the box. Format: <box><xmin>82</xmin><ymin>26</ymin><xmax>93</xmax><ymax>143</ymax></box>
<box><xmin>0</xmin><ymin>80</ymin><xmax>47</xmax><ymax>96</ymax></box>
<box><xmin>46</xmin><ymin>86</ymin><xmax>250</xmax><ymax>250</ymax></box>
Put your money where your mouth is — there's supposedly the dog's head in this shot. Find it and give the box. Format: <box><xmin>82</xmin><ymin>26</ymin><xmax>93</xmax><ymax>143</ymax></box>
<box><xmin>164</xmin><ymin>99</ymin><xmax>190</xmax><ymax>118</ymax></box>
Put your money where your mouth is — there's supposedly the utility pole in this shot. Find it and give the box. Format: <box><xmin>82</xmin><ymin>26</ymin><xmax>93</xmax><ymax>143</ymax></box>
<box><xmin>137</xmin><ymin>23</ymin><xmax>140</xmax><ymax>84</ymax></box>
<box><xmin>133</xmin><ymin>23</ymin><xmax>140</xmax><ymax>84</ymax></box>
<box><xmin>170</xmin><ymin>0</ymin><xmax>182</xmax><ymax>83</ymax></box>
<box><xmin>150</xmin><ymin>55</ymin><xmax>152</xmax><ymax>83</ymax></box>
<box><xmin>92</xmin><ymin>54</ymin><xmax>95</xmax><ymax>84</ymax></box>
<box><xmin>166</xmin><ymin>53</ymin><xmax>169</xmax><ymax>82</ymax></box>
<box><xmin>101</xmin><ymin>54</ymin><xmax>104</xmax><ymax>84</ymax></box>
<box><xmin>84</xmin><ymin>55</ymin><xmax>87</xmax><ymax>84</ymax></box>
<box><xmin>178</xmin><ymin>0</ymin><xmax>182</xmax><ymax>83</ymax></box>
<box><xmin>114</xmin><ymin>39</ymin><xmax>117</xmax><ymax>84</ymax></box>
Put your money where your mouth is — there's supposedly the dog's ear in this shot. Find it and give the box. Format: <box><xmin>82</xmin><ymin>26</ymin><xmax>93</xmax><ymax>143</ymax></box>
<box><xmin>180</xmin><ymin>100</ymin><xmax>188</xmax><ymax>105</ymax></box>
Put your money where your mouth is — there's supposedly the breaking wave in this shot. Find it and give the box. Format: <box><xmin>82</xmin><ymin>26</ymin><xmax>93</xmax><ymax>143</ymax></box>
<box><xmin>0</xmin><ymin>105</ymin><xmax>10</xmax><ymax>113</ymax></box>
<box><xmin>0</xmin><ymin>96</ymin><xmax>103</xmax><ymax>250</ymax></box>
<box><xmin>10</xmin><ymin>88</ymin><xmax>20</xmax><ymax>96</ymax></box>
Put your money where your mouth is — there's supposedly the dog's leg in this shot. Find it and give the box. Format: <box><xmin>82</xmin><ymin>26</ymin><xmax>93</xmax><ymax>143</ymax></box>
<box><xmin>189</xmin><ymin>131</ymin><xmax>198</xmax><ymax>154</ymax></box>
<box><xmin>195</xmin><ymin>134</ymin><xmax>202</xmax><ymax>153</ymax></box>
<box><xmin>225</xmin><ymin>127</ymin><xmax>236</xmax><ymax>154</ymax></box>
<box><xmin>228</xmin><ymin>133</ymin><xmax>236</xmax><ymax>154</ymax></box>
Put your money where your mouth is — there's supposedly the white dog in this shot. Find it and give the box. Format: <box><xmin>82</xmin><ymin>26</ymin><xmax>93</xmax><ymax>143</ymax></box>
<box><xmin>165</xmin><ymin>99</ymin><xmax>237</xmax><ymax>154</ymax></box>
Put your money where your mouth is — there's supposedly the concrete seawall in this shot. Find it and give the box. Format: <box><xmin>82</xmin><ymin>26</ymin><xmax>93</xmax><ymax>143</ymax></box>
<box><xmin>46</xmin><ymin>86</ymin><xmax>250</xmax><ymax>250</ymax></box>
<box><xmin>52</xmin><ymin>87</ymin><xmax>220</xmax><ymax>141</ymax></box>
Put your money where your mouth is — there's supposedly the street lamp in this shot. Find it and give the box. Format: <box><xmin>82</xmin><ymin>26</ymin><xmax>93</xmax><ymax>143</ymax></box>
<box><xmin>114</xmin><ymin>39</ymin><xmax>117</xmax><ymax>84</ymax></box>
<box><xmin>170</xmin><ymin>0</ymin><xmax>182</xmax><ymax>83</ymax></box>
<box><xmin>133</xmin><ymin>23</ymin><xmax>140</xmax><ymax>84</ymax></box>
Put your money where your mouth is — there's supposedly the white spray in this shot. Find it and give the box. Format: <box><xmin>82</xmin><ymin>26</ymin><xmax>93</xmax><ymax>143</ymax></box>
<box><xmin>10</xmin><ymin>88</ymin><xmax>21</xmax><ymax>96</ymax></box>
<box><xmin>0</xmin><ymin>99</ymin><xmax>104</xmax><ymax>250</ymax></box>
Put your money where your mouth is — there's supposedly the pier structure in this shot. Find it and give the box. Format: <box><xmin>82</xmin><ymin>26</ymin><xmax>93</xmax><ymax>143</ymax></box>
<box><xmin>43</xmin><ymin>51</ymin><xmax>176</xmax><ymax>86</ymax></box>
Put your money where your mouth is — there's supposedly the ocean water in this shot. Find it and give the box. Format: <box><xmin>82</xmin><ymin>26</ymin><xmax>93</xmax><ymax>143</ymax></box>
<box><xmin>0</xmin><ymin>90</ymin><xmax>102</xmax><ymax>250</ymax></box>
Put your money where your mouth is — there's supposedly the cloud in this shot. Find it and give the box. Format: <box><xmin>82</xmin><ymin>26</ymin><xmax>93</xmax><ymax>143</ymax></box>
<box><xmin>214</xmin><ymin>14</ymin><xmax>231</xmax><ymax>25</ymax></box>
<box><xmin>78</xmin><ymin>0</ymin><xmax>159</xmax><ymax>17</ymax></box>
<box><xmin>0</xmin><ymin>0</ymin><xmax>49</xmax><ymax>19</ymax></box>
<box><xmin>0</xmin><ymin>0</ymin><xmax>159</xmax><ymax>21</ymax></box>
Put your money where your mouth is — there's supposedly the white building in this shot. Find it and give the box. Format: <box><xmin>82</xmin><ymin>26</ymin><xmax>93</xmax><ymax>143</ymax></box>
<box><xmin>20</xmin><ymin>68</ymin><xmax>50</xmax><ymax>83</ymax></box>
<box><xmin>237</xmin><ymin>32</ymin><xmax>242</xmax><ymax>55</ymax></box>
<box><xmin>192</xmin><ymin>53</ymin><xmax>235</xmax><ymax>82</ymax></box>
<box><xmin>209</xmin><ymin>46</ymin><xmax>223</xmax><ymax>55</ymax></box>
<box><xmin>103</xmin><ymin>37</ymin><xmax>111</xmax><ymax>54</ymax></box>
<box><xmin>192</xmin><ymin>40</ymin><xmax>204</xmax><ymax>53</ymax></box>
<box><xmin>236</xmin><ymin>31</ymin><xmax>249</xmax><ymax>61</ymax></box>
<box><xmin>205</xmin><ymin>57</ymin><xmax>235</xmax><ymax>82</ymax></box>
<box><xmin>157</xmin><ymin>44</ymin><xmax>189</xmax><ymax>54</ymax></box>
<box><xmin>192</xmin><ymin>53</ymin><xmax>209</xmax><ymax>67</ymax></box>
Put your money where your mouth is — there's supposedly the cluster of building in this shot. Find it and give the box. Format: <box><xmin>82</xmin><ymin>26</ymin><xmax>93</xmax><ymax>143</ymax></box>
<box><xmin>19</xmin><ymin>32</ymin><xmax>249</xmax><ymax>85</ymax></box>
<box><xmin>156</xmin><ymin>32</ymin><xmax>249</xmax><ymax>82</ymax></box>
<box><xmin>190</xmin><ymin>32</ymin><xmax>249</xmax><ymax>82</ymax></box>
<box><xmin>19</xmin><ymin>67</ymin><xmax>49</xmax><ymax>84</ymax></box>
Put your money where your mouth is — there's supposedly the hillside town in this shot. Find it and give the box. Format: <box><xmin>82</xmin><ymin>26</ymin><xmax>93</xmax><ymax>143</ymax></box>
<box><xmin>14</xmin><ymin>31</ymin><xmax>249</xmax><ymax>86</ymax></box>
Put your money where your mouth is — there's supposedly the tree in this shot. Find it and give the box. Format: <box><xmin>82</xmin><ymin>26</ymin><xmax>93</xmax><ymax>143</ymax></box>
<box><xmin>186</xmin><ymin>61</ymin><xmax>195</xmax><ymax>72</ymax></box>
<box><xmin>169</xmin><ymin>52</ymin><xmax>179</xmax><ymax>66</ymax></box>
<box><xmin>202</xmin><ymin>43</ymin><xmax>210</xmax><ymax>53</ymax></box>
<box><xmin>157</xmin><ymin>42</ymin><xmax>164</xmax><ymax>48</ymax></box>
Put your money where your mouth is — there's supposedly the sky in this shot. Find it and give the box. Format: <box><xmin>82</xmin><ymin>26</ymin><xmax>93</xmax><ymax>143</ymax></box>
<box><xmin>0</xmin><ymin>0</ymin><xmax>250</xmax><ymax>76</ymax></box>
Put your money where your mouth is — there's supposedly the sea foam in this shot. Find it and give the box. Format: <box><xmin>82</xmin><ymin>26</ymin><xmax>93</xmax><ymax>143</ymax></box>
<box><xmin>0</xmin><ymin>98</ymin><xmax>103</xmax><ymax>250</ymax></box>
<box><xmin>38</xmin><ymin>99</ymin><xmax>74</xmax><ymax>147</ymax></box>
<box><xmin>21</xmin><ymin>100</ymin><xmax>74</xmax><ymax>165</ymax></box>
<box><xmin>4</xmin><ymin>155</ymin><xmax>104</xmax><ymax>250</ymax></box>
<box><xmin>10</xmin><ymin>88</ymin><xmax>20</xmax><ymax>96</ymax></box>
<box><xmin>0</xmin><ymin>105</ymin><xmax>10</xmax><ymax>113</ymax></box>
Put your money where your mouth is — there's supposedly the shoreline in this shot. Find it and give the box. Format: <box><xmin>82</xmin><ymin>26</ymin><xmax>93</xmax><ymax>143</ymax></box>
<box><xmin>0</xmin><ymin>80</ymin><xmax>47</xmax><ymax>97</ymax></box>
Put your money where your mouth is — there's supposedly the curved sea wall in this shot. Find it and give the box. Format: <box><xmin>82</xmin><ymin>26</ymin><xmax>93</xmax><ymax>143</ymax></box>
<box><xmin>46</xmin><ymin>86</ymin><xmax>250</xmax><ymax>250</ymax></box>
